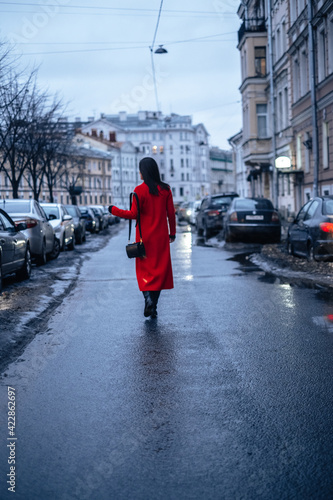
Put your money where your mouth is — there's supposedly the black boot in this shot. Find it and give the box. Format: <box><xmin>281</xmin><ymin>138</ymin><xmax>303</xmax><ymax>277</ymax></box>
<box><xmin>143</xmin><ymin>291</ymin><xmax>154</xmax><ymax>317</ymax></box>
<box><xmin>149</xmin><ymin>291</ymin><xmax>161</xmax><ymax>319</ymax></box>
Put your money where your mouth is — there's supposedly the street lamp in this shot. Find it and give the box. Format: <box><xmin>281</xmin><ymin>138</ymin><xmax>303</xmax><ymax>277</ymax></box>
<box><xmin>150</xmin><ymin>45</ymin><xmax>168</xmax><ymax>112</ymax></box>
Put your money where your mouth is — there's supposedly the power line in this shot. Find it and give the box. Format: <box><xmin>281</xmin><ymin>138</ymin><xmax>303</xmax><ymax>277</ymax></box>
<box><xmin>0</xmin><ymin>2</ymin><xmax>237</xmax><ymax>15</ymax></box>
<box><xmin>13</xmin><ymin>32</ymin><xmax>237</xmax><ymax>46</ymax></box>
<box><xmin>15</xmin><ymin>32</ymin><xmax>237</xmax><ymax>56</ymax></box>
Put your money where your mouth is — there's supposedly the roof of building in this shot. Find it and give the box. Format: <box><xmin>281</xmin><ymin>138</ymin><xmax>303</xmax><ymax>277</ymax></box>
<box><xmin>209</xmin><ymin>147</ymin><xmax>232</xmax><ymax>162</ymax></box>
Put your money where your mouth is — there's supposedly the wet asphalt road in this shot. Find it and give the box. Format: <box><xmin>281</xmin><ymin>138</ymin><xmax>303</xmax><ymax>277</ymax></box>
<box><xmin>1</xmin><ymin>224</ymin><xmax>333</xmax><ymax>499</ymax></box>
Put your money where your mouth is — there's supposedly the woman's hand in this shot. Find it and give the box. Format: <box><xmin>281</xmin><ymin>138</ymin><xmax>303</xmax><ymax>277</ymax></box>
<box><xmin>108</xmin><ymin>205</ymin><xmax>114</xmax><ymax>214</ymax></box>
<box><xmin>169</xmin><ymin>235</ymin><xmax>176</xmax><ymax>243</ymax></box>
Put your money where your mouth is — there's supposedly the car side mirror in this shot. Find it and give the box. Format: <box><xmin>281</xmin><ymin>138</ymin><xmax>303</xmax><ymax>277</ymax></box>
<box><xmin>63</xmin><ymin>214</ymin><xmax>72</xmax><ymax>221</ymax></box>
<box><xmin>16</xmin><ymin>222</ymin><xmax>27</xmax><ymax>231</ymax></box>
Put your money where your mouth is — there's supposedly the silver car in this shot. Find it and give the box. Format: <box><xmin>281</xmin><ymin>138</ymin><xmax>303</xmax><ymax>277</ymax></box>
<box><xmin>0</xmin><ymin>209</ymin><xmax>31</xmax><ymax>292</ymax></box>
<box><xmin>41</xmin><ymin>203</ymin><xmax>75</xmax><ymax>251</ymax></box>
<box><xmin>0</xmin><ymin>199</ymin><xmax>56</xmax><ymax>265</ymax></box>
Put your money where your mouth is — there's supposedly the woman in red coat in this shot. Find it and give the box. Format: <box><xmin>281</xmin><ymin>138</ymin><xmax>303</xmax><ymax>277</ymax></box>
<box><xmin>109</xmin><ymin>157</ymin><xmax>176</xmax><ymax>318</ymax></box>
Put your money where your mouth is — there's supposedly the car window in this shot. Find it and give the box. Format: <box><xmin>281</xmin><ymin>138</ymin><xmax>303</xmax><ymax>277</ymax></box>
<box><xmin>0</xmin><ymin>201</ymin><xmax>30</xmax><ymax>213</ymax></box>
<box><xmin>0</xmin><ymin>218</ymin><xmax>4</xmax><ymax>231</ymax></box>
<box><xmin>42</xmin><ymin>205</ymin><xmax>60</xmax><ymax>219</ymax></box>
<box><xmin>0</xmin><ymin>212</ymin><xmax>14</xmax><ymax>231</ymax></box>
<box><xmin>304</xmin><ymin>200</ymin><xmax>319</xmax><ymax>221</ymax></box>
<box><xmin>210</xmin><ymin>196</ymin><xmax>234</xmax><ymax>207</ymax></box>
<box><xmin>35</xmin><ymin>203</ymin><xmax>45</xmax><ymax>219</ymax></box>
<box><xmin>201</xmin><ymin>200</ymin><xmax>209</xmax><ymax>210</ymax></box>
<box><xmin>296</xmin><ymin>201</ymin><xmax>312</xmax><ymax>222</ymax></box>
<box><xmin>323</xmin><ymin>200</ymin><xmax>333</xmax><ymax>215</ymax></box>
<box><xmin>234</xmin><ymin>199</ymin><xmax>273</xmax><ymax>210</ymax></box>
<box><xmin>66</xmin><ymin>206</ymin><xmax>77</xmax><ymax>217</ymax></box>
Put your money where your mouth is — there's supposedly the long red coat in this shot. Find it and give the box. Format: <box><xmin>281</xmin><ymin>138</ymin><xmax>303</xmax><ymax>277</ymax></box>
<box><xmin>111</xmin><ymin>182</ymin><xmax>176</xmax><ymax>291</ymax></box>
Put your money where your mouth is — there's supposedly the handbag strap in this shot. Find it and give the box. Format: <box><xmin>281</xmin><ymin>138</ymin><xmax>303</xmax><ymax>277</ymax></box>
<box><xmin>128</xmin><ymin>192</ymin><xmax>143</xmax><ymax>242</ymax></box>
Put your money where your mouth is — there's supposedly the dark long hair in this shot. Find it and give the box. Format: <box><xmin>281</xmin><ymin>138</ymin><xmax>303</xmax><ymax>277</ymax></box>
<box><xmin>139</xmin><ymin>157</ymin><xmax>170</xmax><ymax>195</ymax></box>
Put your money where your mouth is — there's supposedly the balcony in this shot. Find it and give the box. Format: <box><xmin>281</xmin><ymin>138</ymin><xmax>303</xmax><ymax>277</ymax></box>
<box><xmin>238</xmin><ymin>17</ymin><xmax>266</xmax><ymax>44</ymax></box>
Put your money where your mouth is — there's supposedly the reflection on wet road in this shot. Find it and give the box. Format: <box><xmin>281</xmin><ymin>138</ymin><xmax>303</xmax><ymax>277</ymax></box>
<box><xmin>1</xmin><ymin>224</ymin><xmax>333</xmax><ymax>499</ymax></box>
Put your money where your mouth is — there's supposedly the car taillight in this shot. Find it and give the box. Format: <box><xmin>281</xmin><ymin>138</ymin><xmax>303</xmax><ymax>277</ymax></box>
<box><xmin>15</xmin><ymin>218</ymin><xmax>38</xmax><ymax>229</ymax></box>
<box><xmin>207</xmin><ymin>210</ymin><xmax>219</xmax><ymax>217</ymax></box>
<box><xmin>320</xmin><ymin>222</ymin><xmax>333</xmax><ymax>234</ymax></box>
<box><xmin>271</xmin><ymin>211</ymin><xmax>279</xmax><ymax>222</ymax></box>
<box><xmin>230</xmin><ymin>212</ymin><xmax>237</xmax><ymax>222</ymax></box>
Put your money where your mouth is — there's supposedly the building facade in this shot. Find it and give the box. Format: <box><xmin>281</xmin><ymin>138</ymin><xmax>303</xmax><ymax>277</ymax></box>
<box><xmin>234</xmin><ymin>0</ymin><xmax>333</xmax><ymax>217</ymax></box>
<box><xmin>209</xmin><ymin>147</ymin><xmax>235</xmax><ymax>194</ymax></box>
<box><xmin>81</xmin><ymin>111</ymin><xmax>211</xmax><ymax>202</ymax></box>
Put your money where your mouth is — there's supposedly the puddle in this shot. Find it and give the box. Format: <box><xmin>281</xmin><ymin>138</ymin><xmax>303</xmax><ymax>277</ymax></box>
<box><xmin>227</xmin><ymin>252</ymin><xmax>261</xmax><ymax>273</ymax></box>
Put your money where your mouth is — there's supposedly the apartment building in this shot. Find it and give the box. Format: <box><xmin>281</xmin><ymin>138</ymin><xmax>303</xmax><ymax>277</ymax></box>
<box><xmin>290</xmin><ymin>0</ymin><xmax>333</xmax><ymax>203</ymax></box>
<box><xmin>209</xmin><ymin>147</ymin><xmax>235</xmax><ymax>194</ymax></box>
<box><xmin>233</xmin><ymin>0</ymin><xmax>333</xmax><ymax>216</ymax></box>
<box><xmin>81</xmin><ymin>111</ymin><xmax>211</xmax><ymax>202</ymax></box>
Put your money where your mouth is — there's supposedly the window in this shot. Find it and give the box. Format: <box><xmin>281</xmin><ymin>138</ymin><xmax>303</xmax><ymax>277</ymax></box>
<box><xmin>283</xmin><ymin>88</ymin><xmax>289</xmax><ymax>129</ymax></box>
<box><xmin>278</xmin><ymin>92</ymin><xmax>283</xmax><ymax>131</ymax></box>
<box><xmin>328</xmin><ymin>17</ymin><xmax>333</xmax><ymax>74</ymax></box>
<box><xmin>160</xmin><ymin>146</ymin><xmax>164</xmax><ymax>154</ymax></box>
<box><xmin>296</xmin><ymin>134</ymin><xmax>302</xmax><ymax>169</ymax></box>
<box><xmin>323</xmin><ymin>122</ymin><xmax>329</xmax><ymax>169</ymax></box>
<box><xmin>170</xmin><ymin>145</ymin><xmax>173</xmax><ymax>154</ymax></box>
<box><xmin>276</xmin><ymin>28</ymin><xmax>281</xmax><ymax>61</ymax></box>
<box><xmin>304</xmin><ymin>200</ymin><xmax>319</xmax><ymax>221</ymax></box>
<box><xmin>256</xmin><ymin>104</ymin><xmax>268</xmax><ymax>138</ymax></box>
<box><xmin>293</xmin><ymin>58</ymin><xmax>300</xmax><ymax>102</ymax></box>
<box><xmin>305</xmin><ymin>132</ymin><xmax>311</xmax><ymax>173</ymax></box>
<box><xmin>300</xmin><ymin>49</ymin><xmax>308</xmax><ymax>96</ymax></box>
<box><xmin>180</xmin><ymin>187</ymin><xmax>184</xmax><ymax>196</ymax></box>
<box><xmin>181</xmin><ymin>173</ymin><xmax>184</xmax><ymax>181</ymax></box>
<box><xmin>255</xmin><ymin>47</ymin><xmax>266</xmax><ymax>77</ymax></box>
<box><xmin>181</xmin><ymin>159</ymin><xmax>184</xmax><ymax>168</ymax></box>
<box><xmin>318</xmin><ymin>29</ymin><xmax>326</xmax><ymax>82</ymax></box>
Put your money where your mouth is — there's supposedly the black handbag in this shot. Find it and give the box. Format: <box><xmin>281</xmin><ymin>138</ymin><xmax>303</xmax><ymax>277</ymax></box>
<box><xmin>126</xmin><ymin>192</ymin><xmax>146</xmax><ymax>259</ymax></box>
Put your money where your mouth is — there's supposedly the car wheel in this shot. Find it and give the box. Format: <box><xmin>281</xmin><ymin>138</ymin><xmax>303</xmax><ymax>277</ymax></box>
<box><xmin>225</xmin><ymin>230</ymin><xmax>235</xmax><ymax>243</ymax></box>
<box><xmin>37</xmin><ymin>240</ymin><xmax>47</xmax><ymax>266</ymax></box>
<box><xmin>68</xmin><ymin>234</ymin><xmax>75</xmax><ymax>251</ymax></box>
<box><xmin>76</xmin><ymin>230</ymin><xmax>83</xmax><ymax>245</ymax></box>
<box><xmin>17</xmin><ymin>246</ymin><xmax>32</xmax><ymax>280</ymax></box>
<box><xmin>204</xmin><ymin>224</ymin><xmax>211</xmax><ymax>239</ymax></box>
<box><xmin>49</xmin><ymin>237</ymin><xmax>60</xmax><ymax>260</ymax></box>
<box><xmin>287</xmin><ymin>238</ymin><xmax>294</xmax><ymax>256</ymax></box>
<box><xmin>306</xmin><ymin>242</ymin><xmax>315</xmax><ymax>262</ymax></box>
<box><xmin>197</xmin><ymin>225</ymin><xmax>204</xmax><ymax>236</ymax></box>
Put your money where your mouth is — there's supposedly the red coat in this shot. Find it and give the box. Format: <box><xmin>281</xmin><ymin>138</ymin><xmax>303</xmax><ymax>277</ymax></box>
<box><xmin>111</xmin><ymin>182</ymin><xmax>176</xmax><ymax>291</ymax></box>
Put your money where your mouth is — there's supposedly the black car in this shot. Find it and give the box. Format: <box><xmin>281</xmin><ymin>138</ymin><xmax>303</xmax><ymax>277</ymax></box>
<box><xmin>64</xmin><ymin>205</ymin><xmax>86</xmax><ymax>244</ymax></box>
<box><xmin>287</xmin><ymin>196</ymin><xmax>333</xmax><ymax>261</ymax></box>
<box><xmin>0</xmin><ymin>209</ymin><xmax>31</xmax><ymax>292</ymax></box>
<box><xmin>224</xmin><ymin>197</ymin><xmax>281</xmax><ymax>243</ymax></box>
<box><xmin>79</xmin><ymin>207</ymin><xmax>97</xmax><ymax>233</ymax></box>
<box><xmin>196</xmin><ymin>193</ymin><xmax>239</xmax><ymax>239</ymax></box>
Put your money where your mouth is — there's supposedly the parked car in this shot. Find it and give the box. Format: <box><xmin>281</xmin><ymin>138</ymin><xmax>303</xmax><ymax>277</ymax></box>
<box><xmin>196</xmin><ymin>192</ymin><xmax>239</xmax><ymax>239</ymax></box>
<box><xmin>189</xmin><ymin>200</ymin><xmax>201</xmax><ymax>225</ymax></box>
<box><xmin>89</xmin><ymin>206</ymin><xmax>108</xmax><ymax>231</ymax></box>
<box><xmin>64</xmin><ymin>204</ymin><xmax>86</xmax><ymax>244</ymax></box>
<box><xmin>79</xmin><ymin>207</ymin><xmax>97</xmax><ymax>233</ymax></box>
<box><xmin>224</xmin><ymin>197</ymin><xmax>281</xmax><ymax>243</ymax></box>
<box><xmin>287</xmin><ymin>196</ymin><xmax>333</xmax><ymax>261</ymax></box>
<box><xmin>177</xmin><ymin>202</ymin><xmax>191</xmax><ymax>223</ymax></box>
<box><xmin>41</xmin><ymin>203</ymin><xmax>75</xmax><ymax>251</ymax></box>
<box><xmin>0</xmin><ymin>199</ymin><xmax>57</xmax><ymax>264</ymax></box>
<box><xmin>0</xmin><ymin>209</ymin><xmax>31</xmax><ymax>292</ymax></box>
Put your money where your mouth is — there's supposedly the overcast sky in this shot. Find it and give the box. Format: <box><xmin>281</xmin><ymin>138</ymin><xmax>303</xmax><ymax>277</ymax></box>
<box><xmin>1</xmin><ymin>0</ymin><xmax>242</xmax><ymax>149</ymax></box>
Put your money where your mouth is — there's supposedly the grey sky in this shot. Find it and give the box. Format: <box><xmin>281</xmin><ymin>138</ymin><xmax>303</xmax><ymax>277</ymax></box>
<box><xmin>1</xmin><ymin>0</ymin><xmax>242</xmax><ymax>149</ymax></box>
